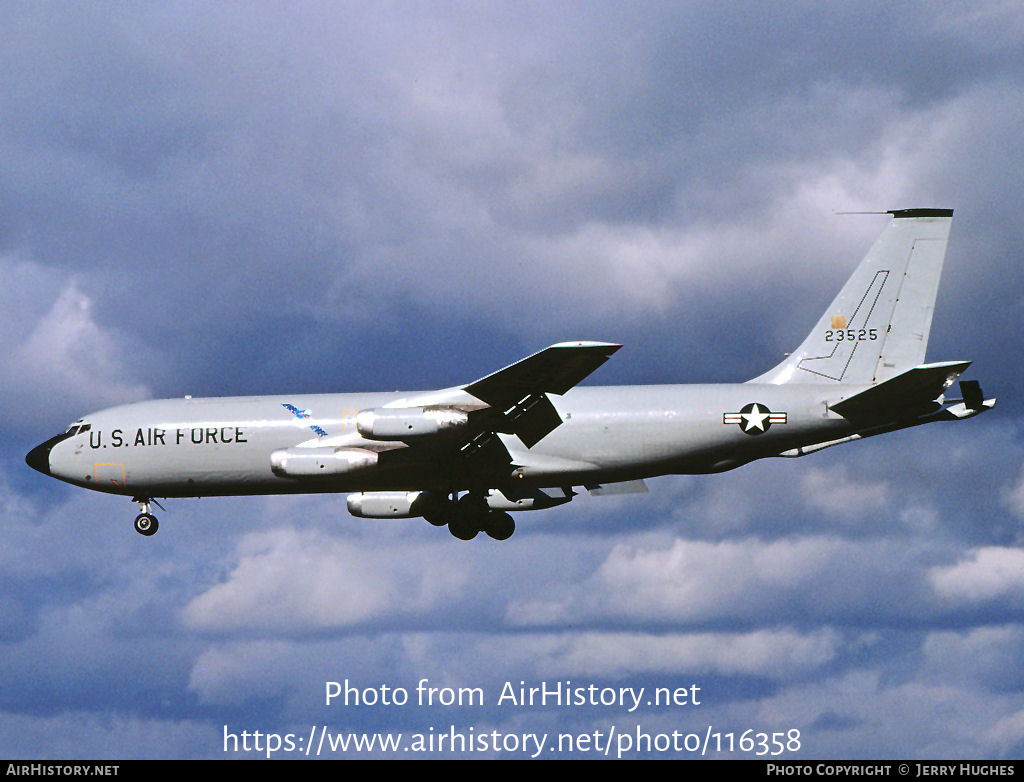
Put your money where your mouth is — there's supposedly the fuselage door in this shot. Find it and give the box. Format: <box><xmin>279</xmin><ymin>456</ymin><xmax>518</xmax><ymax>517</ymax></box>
<box><xmin>94</xmin><ymin>463</ymin><xmax>126</xmax><ymax>490</ymax></box>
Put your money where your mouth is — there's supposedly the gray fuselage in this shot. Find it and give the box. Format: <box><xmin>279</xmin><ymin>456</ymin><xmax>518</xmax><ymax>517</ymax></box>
<box><xmin>40</xmin><ymin>382</ymin><xmax>859</xmax><ymax>499</ymax></box>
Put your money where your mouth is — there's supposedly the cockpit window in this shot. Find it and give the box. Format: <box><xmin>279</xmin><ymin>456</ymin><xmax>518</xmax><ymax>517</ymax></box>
<box><xmin>64</xmin><ymin>421</ymin><xmax>91</xmax><ymax>435</ymax></box>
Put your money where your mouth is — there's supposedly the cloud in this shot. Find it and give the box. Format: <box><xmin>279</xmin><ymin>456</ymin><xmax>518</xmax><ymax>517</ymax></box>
<box><xmin>181</xmin><ymin>529</ymin><xmax>473</xmax><ymax>633</ymax></box>
<box><xmin>799</xmin><ymin>466</ymin><xmax>892</xmax><ymax>519</ymax></box>
<box><xmin>1005</xmin><ymin>466</ymin><xmax>1024</xmax><ymax>520</ymax></box>
<box><xmin>987</xmin><ymin>709</ymin><xmax>1024</xmax><ymax>759</ymax></box>
<box><xmin>0</xmin><ymin>710</ymin><xmax>215</xmax><ymax>760</ymax></box>
<box><xmin>8</xmin><ymin>2</ymin><xmax>1021</xmax><ymax>351</ymax></box>
<box><xmin>508</xmin><ymin>536</ymin><xmax>932</xmax><ymax>627</ymax></box>
<box><xmin>0</xmin><ymin>256</ymin><xmax>149</xmax><ymax>432</ymax></box>
<box><xmin>922</xmin><ymin>626</ymin><xmax>1024</xmax><ymax>691</ymax></box>
<box><xmin>493</xmin><ymin>629</ymin><xmax>841</xmax><ymax>681</ymax></box>
<box><xmin>748</xmin><ymin>669</ymin><xmax>1024</xmax><ymax>759</ymax></box>
<box><xmin>182</xmin><ymin>625</ymin><xmax>838</xmax><ymax>724</ymax></box>
<box><xmin>929</xmin><ymin>547</ymin><xmax>1024</xmax><ymax>607</ymax></box>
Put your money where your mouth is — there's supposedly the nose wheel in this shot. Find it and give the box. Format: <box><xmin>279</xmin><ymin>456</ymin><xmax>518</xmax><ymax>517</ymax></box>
<box><xmin>132</xmin><ymin>497</ymin><xmax>163</xmax><ymax>536</ymax></box>
<box><xmin>134</xmin><ymin>513</ymin><xmax>159</xmax><ymax>536</ymax></box>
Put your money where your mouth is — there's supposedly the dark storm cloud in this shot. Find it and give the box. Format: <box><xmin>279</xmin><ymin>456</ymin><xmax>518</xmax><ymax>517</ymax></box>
<box><xmin>4</xmin><ymin>1</ymin><xmax>1020</xmax><ymax>395</ymax></box>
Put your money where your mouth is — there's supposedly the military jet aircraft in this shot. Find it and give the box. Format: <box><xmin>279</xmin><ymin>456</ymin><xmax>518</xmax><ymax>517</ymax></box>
<box><xmin>26</xmin><ymin>209</ymin><xmax>994</xmax><ymax>540</ymax></box>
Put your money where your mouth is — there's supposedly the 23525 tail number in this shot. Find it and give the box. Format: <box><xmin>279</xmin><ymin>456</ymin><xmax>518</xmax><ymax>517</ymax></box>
<box><xmin>825</xmin><ymin>328</ymin><xmax>878</xmax><ymax>342</ymax></box>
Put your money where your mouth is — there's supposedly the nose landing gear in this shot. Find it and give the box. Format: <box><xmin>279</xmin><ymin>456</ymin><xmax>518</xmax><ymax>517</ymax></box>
<box><xmin>132</xmin><ymin>497</ymin><xmax>163</xmax><ymax>536</ymax></box>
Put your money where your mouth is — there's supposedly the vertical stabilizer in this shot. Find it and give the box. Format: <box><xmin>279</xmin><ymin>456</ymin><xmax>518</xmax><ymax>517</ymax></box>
<box><xmin>750</xmin><ymin>209</ymin><xmax>953</xmax><ymax>385</ymax></box>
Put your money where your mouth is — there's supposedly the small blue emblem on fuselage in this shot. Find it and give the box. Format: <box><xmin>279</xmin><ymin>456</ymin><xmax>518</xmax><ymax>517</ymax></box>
<box><xmin>282</xmin><ymin>403</ymin><xmax>328</xmax><ymax>438</ymax></box>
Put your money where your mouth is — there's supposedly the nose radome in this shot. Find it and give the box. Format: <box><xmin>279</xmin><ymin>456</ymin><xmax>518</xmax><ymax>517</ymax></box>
<box><xmin>25</xmin><ymin>439</ymin><xmax>55</xmax><ymax>476</ymax></box>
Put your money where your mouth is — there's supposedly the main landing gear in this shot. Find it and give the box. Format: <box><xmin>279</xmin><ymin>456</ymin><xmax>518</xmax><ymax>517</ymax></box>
<box><xmin>132</xmin><ymin>497</ymin><xmax>162</xmax><ymax>536</ymax></box>
<box><xmin>423</xmin><ymin>493</ymin><xmax>516</xmax><ymax>541</ymax></box>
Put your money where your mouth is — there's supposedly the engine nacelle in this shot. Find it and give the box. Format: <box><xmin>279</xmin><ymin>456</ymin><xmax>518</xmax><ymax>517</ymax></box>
<box><xmin>270</xmin><ymin>447</ymin><xmax>378</xmax><ymax>478</ymax></box>
<box><xmin>356</xmin><ymin>407</ymin><xmax>469</xmax><ymax>440</ymax></box>
<box><xmin>347</xmin><ymin>490</ymin><xmax>442</xmax><ymax>519</ymax></box>
<box><xmin>485</xmin><ymin>487</ymin><xmax>573</xmax><ymax>511</ymax></box>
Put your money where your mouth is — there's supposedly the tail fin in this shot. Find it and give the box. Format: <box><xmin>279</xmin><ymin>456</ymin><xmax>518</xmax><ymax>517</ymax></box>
<box><xmin>751</xmin><ymin>209</ymin><xmax>954</xmax><ymax>385</ymax></box>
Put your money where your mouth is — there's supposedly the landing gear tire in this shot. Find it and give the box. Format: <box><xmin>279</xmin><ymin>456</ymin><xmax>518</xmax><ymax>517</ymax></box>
<box><xmin>134</xmin><ymin>513</ymin><xmax>159</xmax><ymax>536</ymax></box>
<box><xmin>484</xmin><ymin>511</ymin><xmax>515</xmax><ymax>541</ymax></box>
<box><xmin>448</xmin><ymin>517</ymin><xmax>478</xmax><ymax>540</ymax></box>
<box><xmin>424</xmin><ymin>511</ymin><xmax>448</xmax><ymax>527</ymax></box>
<box><xmin>448</xmin><ymin>494</ymin><xmax>487</xmax><ymax>540</ymax></box>
<box><xmin>423</xmin><ymin>499</ymin><xmax>454</xmax><ymax>527</ymax></box>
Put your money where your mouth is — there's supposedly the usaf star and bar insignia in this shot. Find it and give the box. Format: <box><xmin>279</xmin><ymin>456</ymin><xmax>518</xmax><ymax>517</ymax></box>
<box><xmin>723</xmin><ymin>403</ymin><xmax>787</xmax><ymax>436</ymax></box>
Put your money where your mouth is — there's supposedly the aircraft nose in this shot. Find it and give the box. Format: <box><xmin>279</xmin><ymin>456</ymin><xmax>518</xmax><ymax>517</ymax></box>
<box><xmin>25</xmin><ymin>439</ymin><xmax>54</xmax><ymax>476</ymax></box>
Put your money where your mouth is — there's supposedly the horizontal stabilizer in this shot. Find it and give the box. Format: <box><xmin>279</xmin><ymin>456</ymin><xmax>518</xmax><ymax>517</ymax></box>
<box><xmin>938</xmin><ymin>397</ymin><xmax>996</xmax><ymax>420</ymax></box>
<box><xmin>830</xmin><ymin>360</ymin><xmax>970</xmax><ymax>419</ymax></box>
<box><xmin>781</xmin><ymin>376</ymin><xmax>994</xmax><ymax>458</ymax></box>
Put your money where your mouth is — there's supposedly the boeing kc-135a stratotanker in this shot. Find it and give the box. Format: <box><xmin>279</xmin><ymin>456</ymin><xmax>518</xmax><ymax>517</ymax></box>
<box><xmin>26</xmin><ymin>209</ymin><xmax>994</xmax><ymax>540</ymax></box>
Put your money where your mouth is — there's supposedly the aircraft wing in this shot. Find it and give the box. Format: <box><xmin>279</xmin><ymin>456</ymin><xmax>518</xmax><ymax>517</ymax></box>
<box><xmin>462</xmin><ymin>341</ymin><xmax>620</xmax><ymax>448</ymax></box>
<box><xmin>353</xmin><ymin>342</ymin><xmax>622</xmax><ymax>478</ymax></box>
<box><xmin>464</xmin><ymin>341</ymin><xmax>621</xmax><ymax>405</ymax></box>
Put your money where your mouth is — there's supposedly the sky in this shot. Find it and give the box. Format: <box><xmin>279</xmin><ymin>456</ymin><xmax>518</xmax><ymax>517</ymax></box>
<box><xmin>2</xmin><ymin>0</ymin><xmax>1023</xmax><ymax>760</ymax></box>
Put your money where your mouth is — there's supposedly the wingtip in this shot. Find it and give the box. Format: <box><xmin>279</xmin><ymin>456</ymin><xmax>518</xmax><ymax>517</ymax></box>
<box><xmin>550</xmin><ymin>341</ymin><xmax>622</xmax><ymax>351</ymax></box>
